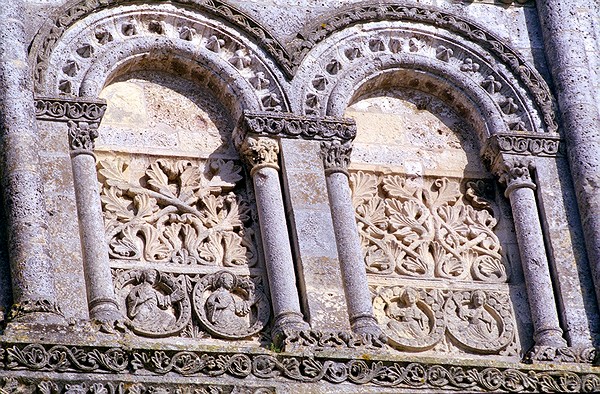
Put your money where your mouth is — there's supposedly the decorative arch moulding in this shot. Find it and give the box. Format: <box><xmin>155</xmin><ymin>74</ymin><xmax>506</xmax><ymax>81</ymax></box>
<box><xmin>241</xmin><ymin>111</ymin><xmax>357</xmax><ymax>142</ymax></box>
<box><xmin>30</xmin><ymin>0</ymin><xmax>558</xmax><ymax>136</ymax></box>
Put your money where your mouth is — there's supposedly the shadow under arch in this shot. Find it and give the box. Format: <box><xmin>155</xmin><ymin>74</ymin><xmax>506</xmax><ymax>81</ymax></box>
<box><xmin>78</xmin><ymin>39</ymin><xmax>261</xmax><ymax>121</ymax></box>
<box><xmin>327</xmin><ymin>60</ymin><xmax>510</xmax><ymax>149</ymax></box>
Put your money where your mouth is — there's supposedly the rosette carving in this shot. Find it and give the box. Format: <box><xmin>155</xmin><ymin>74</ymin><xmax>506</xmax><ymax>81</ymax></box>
<box><xmin>351</xmin><ymin>172</ymin><xmax>507</xmax><ymax>282</ymax></box>
<box><xmin>192</xmin><ymin>271</ymin><xmax>270</xmax><ymax>339</ymax></box>
<box><xmin>98</xmin><ymin>158</ymin><xmax>258</xmax><ymax>267</ymax></box>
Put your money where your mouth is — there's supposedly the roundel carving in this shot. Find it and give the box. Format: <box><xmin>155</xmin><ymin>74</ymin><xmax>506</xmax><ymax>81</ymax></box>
<box><xmin>192</xmin><ymin>271</ymin><xmax>270</xmax><ymax>339</ymax></box>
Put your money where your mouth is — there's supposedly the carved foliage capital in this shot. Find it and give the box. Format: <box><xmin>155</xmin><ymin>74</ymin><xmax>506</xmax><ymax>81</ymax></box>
<box><xmin>494</xmin><ymin>158</ymin><xmax>536</xmax><ymax>196</ymax></box>
<box><xmin>68</xmin><ymin>120</ymin><xmax>99</xmax><ymax>153</ymax></box>
<box><xmin>321</xmin><ymin>140</ymin><xmax>352</xmax><ymax>175</ymax></box>
<box><xmin>237</xmin><ymin>136</ymin><xmax>280</xmax><ymax>174</ymax></box>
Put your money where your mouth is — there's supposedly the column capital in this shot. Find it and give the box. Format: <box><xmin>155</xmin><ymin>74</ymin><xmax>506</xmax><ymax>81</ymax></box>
<box><xmin>68</xmin><ymin>120</ymin><xmax>99</xmax><ymax>156</ymax></box>
<box><xmin>321</xmin><ymin>140</ymin><xmax>352</xmax><ymax>176</ymax></box>
<box><xmin>493</xmin><ymin>158</ymin><xmax>536</xmax><ymax>196</ymax></box>
<box><xmin>237</xmin><ymin>136</ymin><xmax>280</xmax><ymax>176</ymax></box>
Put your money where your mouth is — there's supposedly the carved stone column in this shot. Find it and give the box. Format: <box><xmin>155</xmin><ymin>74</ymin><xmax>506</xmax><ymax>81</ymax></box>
<box><xmin>67</xmin><ymin>120</ymin><xmax>123</xmax><ymax>329</ymax></box>
<box><xmin>0</xmin><ymin>2</ymin><xmax>63</xmax><ymax>324</ymax></box>
<box><xmin>237</xmin><ymin>136</ymin><xmax>308</xmax><ymax>340</ymax></box>
<box><xmin>537</xmin><ymin>0</ymin><xmax>600</xmax><ymax>309</ymax></box>
<box><xmin>321</xmin><ymin>140</ymin><xmax>383</xmax><ymax>339</ymax></box>
<box><xmin>495</xmin><ymin>158</ymin><xmax>566</xmax><ymax>348</ymax></box>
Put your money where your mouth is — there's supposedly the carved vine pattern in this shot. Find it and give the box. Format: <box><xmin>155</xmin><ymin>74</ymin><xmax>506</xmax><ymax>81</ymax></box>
<box><xmin>350</xmin><ymin>172</ymin><xmax>507</xmax><ymax>282</ymax></box>
<box><xmin>0</xmin><ymin>379</ymin><xmax>274</xmax><ymax>394</ymax></box>
<box><xmin>98</xmin><ymin>158</ymin><xmax>258</xmax><ymax>267</ymax></box>
<box><xmin>2</xmin><ymin>344</ymin><xmax>599</xmax><ymax>392</ymax></box>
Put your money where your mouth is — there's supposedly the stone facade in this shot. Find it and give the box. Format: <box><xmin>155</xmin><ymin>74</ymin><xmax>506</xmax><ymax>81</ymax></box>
<box><xmin>0</xmin><ymin>0</ymin><xmax>599</xmax><ymax>392</ymax></box>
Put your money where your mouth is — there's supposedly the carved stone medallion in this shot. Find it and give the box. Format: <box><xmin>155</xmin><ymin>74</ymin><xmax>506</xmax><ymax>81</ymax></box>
<box><xmin>444</xmin><ymin>290</ymin><xmax>515</xmax><ymax>353</ymax></box>
<box><xmin>373</xmin><ymin>286</ymin><xmax>445</xmax><ymax>351</ymax></box>
<box><xmin>115</xmin><ymin>269</ymin><xmax>191</xmax><ymax>337</ymax></box>
<box><xmin>192</xmin><ymin>271</ymin><xmax>269</xmax><ymax>339</ymax></box>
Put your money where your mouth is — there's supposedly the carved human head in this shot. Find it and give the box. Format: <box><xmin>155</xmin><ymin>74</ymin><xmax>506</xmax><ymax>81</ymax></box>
<box><xmin>142</xmin><ymin>269</ymin><xmax>158</xmax><ymax>285</ymax></box>
<box><xmin>401</xmin><ymin>287</ymin><xmax>419</xmax><ymax>305</ymax></box>
<box><xmin>216</xmin><ymin>271</ymin><xmax>235</xmax><ymax>290</ymax></box>
<box><xmin>471</xmin><ymin>290</ymin><xmax>487</xmax><ymax>307</ymax></box>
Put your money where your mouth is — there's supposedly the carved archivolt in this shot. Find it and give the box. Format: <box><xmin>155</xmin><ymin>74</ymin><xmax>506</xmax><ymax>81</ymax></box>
<box><xmin>32</xmin><ymin>3</ymin><xmax>287</xmax><ymax>113</ymax></box>
<box><xmin>350</xmin><ymin>171</ymin><xmax>507</xmax><ymax>283</ymax></box>
<box><xmin>293</xmin><ymin>25</ymin><xmax>549</xmax><ymax>141</ymax></box>
<box><xmin>291</xmin><ymin>4</ymin><xmax>557</xmax><ymax>135</ymax></box>
<box><xmin>98</xmin><ymin>157</ymin><xmax>257</xmax><ymax>267</ymax></box>
<box><xmin>373</xmin><ymin>286</ymin><xmax>516</xmax><ymax>355</ymax></box>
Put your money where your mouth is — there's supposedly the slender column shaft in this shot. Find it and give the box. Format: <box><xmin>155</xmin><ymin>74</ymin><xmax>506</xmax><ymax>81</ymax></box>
<box><xmin>500</xmin><ymin>160</ymin><xmax>566</xmax><ymax>347</ymax></box>
<box><xmin>0</xmin><ymin>1</ymin><xmax>62</xmax><ymax>323</ymax></box>
<box><xmin>537</xmin><ymin>0</ymin><xmax>600</xmax><ymax>308</ymax></box>
<box><xmin>238</xmin><ymin>136</ymin><xmax>308</xmax><ymax>337</ymax></box>
<box><xmin>68</xmin><ymin>121</ymin><xmax>122</xmax><ymax>326</ymax></box>
<box><xmin>322</xmin><ymin>141</ymin><xmax>381</xmax><ymax>337</ymax></box>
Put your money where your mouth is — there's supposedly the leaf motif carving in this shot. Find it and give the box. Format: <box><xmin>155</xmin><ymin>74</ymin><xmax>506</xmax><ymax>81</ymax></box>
<box><xmin>350</xmin><ymin>171</ymin><xmax>379</xmax><ymax>206</ymax></box>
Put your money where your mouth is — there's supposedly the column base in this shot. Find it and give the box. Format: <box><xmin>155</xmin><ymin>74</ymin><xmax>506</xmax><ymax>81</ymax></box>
<box><xmin>350</xmin><ymin>313</ymin><xmax>386</xmax><ymax>345</ymax></box>
<box><xmin>89</xmin><ymin>298</ymin><xmax>125</xmax><ymax>334</ymax></box>
<box><xmin>7</xmin><ymin>299</ymin><xmax>66</xmax><ymax>325</ymax></box>
<box><xmin>534</xmin><ymin>327</ymin><xmax>568</xmax><ymax>348</ymax></box>
<box><xmin>524</xmin><ymin>345</ymin><xmax>597</xmax><ymax>364</ymax></box>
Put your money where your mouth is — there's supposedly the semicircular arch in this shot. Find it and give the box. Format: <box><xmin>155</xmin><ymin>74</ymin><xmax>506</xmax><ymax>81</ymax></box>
<box><xmin>30</xmin><ymin>2</ymin><xmax>290</xmax><ymax>115</ymax></box>
<box><xmin>291</xmin><ymin>6</ymin><xmax>557</xmax><ymax>138</ymax></box>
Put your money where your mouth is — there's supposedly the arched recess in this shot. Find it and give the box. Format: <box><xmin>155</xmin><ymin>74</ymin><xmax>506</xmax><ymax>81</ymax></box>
<box><xmin>30</xmin><ymin>1</ymin><xmax>290</xmax><ymax>114</ymax></box>
<box><xmin>29</xmin><ymin>2</ymin><xmax>295</xmax><ymax>342</ymax></box>
<box><xmin>292</xmin><ymin>6</ymin><xmax>581</xmax><ymax>355</ymax></box>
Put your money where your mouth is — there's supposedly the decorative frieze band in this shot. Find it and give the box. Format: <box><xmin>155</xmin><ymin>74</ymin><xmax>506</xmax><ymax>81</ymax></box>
<box><xmin>483</xmin><ymin>133</ymin><xmax>562</xmax><ymax>160</ymax></box>
<box><xmin>34</xmin><ymin>96</ymin><xmax>107</xmax><ymax>124</ymax></box>
<box><xmin>1</xmin><ymin>341</ymin><xmax>599</xmax><ymax>392</ymax></box>
<box><xmin>242</xmin><ymin>111</ymin><xmax>357</xmax><ymax>142</ymax></box>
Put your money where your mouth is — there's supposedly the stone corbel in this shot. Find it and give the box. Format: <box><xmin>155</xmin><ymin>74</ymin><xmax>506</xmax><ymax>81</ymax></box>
<box><xmin>35</xmin><ymin>96</ymin><xmax>124</xmax><ymax>332</ymax></box>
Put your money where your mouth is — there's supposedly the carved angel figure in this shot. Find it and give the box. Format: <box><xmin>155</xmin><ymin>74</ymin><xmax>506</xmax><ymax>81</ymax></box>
<box><xmin>455</xmin><ymin>290</ymin><xmax>497</xmax><ymax>341</ymax></box>
<box><xmin>126</xmin><ymin>269</ymin><xmax>181</xmax><ymax>331</ymax></box>
<box><xmin>387</xmin><ymin>287</ymin><xmax>429</xmax><ymax>339</ymax></box>
<box><xmin>205</xmin><ymin>271</ymin><xmax>250</xmax><ymax>326</ymax></box>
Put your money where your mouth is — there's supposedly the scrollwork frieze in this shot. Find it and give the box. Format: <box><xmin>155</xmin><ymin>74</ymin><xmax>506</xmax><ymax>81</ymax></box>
<box><xmin>242</xmin><ymin>112</ymin><xmax>357</xmax><ymax>142</ymax></box>
<box><xmin>484</xmin><ymin>133</ymin><xmax>562</xmax><ymax>159</ymax></box>
<box><xmin>1</xmin><ymin>342</ymin><xmax>599</xmax><ymax>391</ymax></box>
<box><xmin>34</xmin><ymin>97</ymin><xmax>107</xmax><ymax>124</ymax></box>
<box><xmin>0</xmin><ymin>379</ymin><xmax>274</xmax><ymax>394</ymax></box>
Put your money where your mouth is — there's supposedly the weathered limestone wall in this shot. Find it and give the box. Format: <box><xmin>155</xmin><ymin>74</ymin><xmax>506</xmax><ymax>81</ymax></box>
<box><xmin>0</xmin><ymin>0</ymin><xmax>598</xmax><ymax>392</ymax></box>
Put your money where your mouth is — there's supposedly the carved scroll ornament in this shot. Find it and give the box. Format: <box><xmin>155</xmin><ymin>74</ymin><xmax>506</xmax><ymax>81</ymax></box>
<box><xmin>98</xmin><ymin>158</ymin><xmax>258</xmax><ymax>267</ymax></box>
<box><xmin>351</xmin><ymin>172</ymin><xmax>507</xmax><ymax>282</ymax></box>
